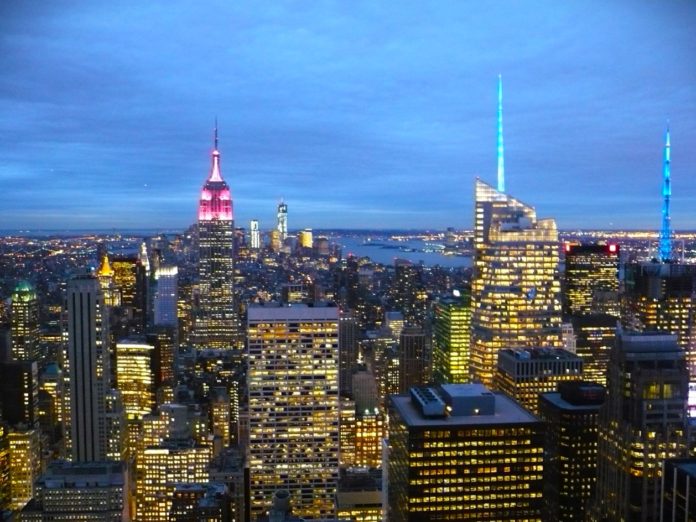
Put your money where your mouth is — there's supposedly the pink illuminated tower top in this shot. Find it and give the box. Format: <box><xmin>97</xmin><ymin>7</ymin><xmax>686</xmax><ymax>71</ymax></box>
<box><xmin>198</xmin><ymin>126</ymin><xmax>233</xmax><ymax>221</ymax></box>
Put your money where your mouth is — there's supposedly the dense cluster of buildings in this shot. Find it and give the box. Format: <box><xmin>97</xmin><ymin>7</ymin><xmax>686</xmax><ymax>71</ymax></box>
<box><xmin>1</xmin><ymin>84</ymin><xmax>695</xmax><ymax>522</ymax></box>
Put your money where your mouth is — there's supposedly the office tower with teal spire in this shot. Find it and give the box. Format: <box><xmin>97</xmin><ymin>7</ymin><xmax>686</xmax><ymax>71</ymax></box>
<box><xmin>659</xmin><ymin>125</ymin><xmax>672</xmax><ymax>262</ymax></box>
<box><xmin>497</xmin><ymin>74</ymin><xmax>505</xmax><ymax>193</ymax></box>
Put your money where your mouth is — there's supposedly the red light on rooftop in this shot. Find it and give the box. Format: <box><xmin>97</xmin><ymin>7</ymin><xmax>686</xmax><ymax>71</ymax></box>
<box><xmin>608</xmin><ymin>244</ymin><xmax>617</xmax><ymax>253</ymax></box>
<box><xmin>564</xmin><ymin>243</ymin><xmax>571</xmax><ymax>252</ymax></box>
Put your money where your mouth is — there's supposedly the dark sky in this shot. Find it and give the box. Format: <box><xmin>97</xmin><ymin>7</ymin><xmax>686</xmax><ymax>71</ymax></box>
<box><xmin>1</xmin><ymin>1</ymin><xmax>695</xmax><ymax>231</ymax></box>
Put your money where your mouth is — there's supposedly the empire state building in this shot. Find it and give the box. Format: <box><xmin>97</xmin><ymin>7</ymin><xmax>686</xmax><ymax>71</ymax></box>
<box><xmin>195</xmin><ymin>128</ymin><xmax>237</xmax><ymax>349</ymax></box>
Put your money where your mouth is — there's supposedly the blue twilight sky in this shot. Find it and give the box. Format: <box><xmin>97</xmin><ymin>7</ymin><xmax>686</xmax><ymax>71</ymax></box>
<box><xmin>0</xmin><ymin>1</ymin><xmax>695</xmax><ymax>231</ymax></box>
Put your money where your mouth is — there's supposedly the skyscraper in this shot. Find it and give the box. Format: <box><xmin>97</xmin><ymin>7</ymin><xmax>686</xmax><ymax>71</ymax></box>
<box><xmin>111</xmin><ymin>256</ymin><xmax>148</xmax><ymax>333</ymax></box>
<box><xmin>564</xmin><ymin>243</ymin><xmax>620</xmax><ymax>317</ymax></box>
<box><xmin>494</xmin><ymin>347</ymin><xmax>583</xmax><ymax>415</ymax></box>
<box><xmin>247</xmin><ymin>303</ymin><xmax>340</xmax><ymax>519</ymax></box>
<box><xmin>398</xmin><ymin>326</ymin><xmax>427</xmax><ymax>393</ymax></box>
<box><xmin>539</xmin><ymin>381</ymin><xmax>605</xmax><ymax>521</ymax></box>
<box><xmin>10</xmin><ymin>281</ymin><xmax>40</xmax><ymax>362</ymax></box>
<box><xmin>388</xmin><ymin>384</ymin><xmax>544</xmax><ymax>521</ymax></box>
<box><xmin>277</xmin><ymin>200</ymin><xmax>288</xmax><ymax>242</ymax></box>
<box><xmin>195</xmin><ymin>127</ymin><xmax>237</xmax><ymax>350</ymax></box>
<box><xmin>432</xmin><ymin>289</ymin><xmax>471</xmax><ymax>384</ymax></box>
<box><xmin>249</xmin><ymin>219</ymin><xmax>261</xmax><ymax>250</ymax></box>
<box><xmin>153</xmin><ymin>265</ymin><xmax>178</xmax><ymax>327</ymax></box>
<box><xmin>594</xmin><ymin>331</ymin><xmax>689</xmax><ymax>520</ymax></box>
<box><xmin>64</xmin><ymin>274</ymin><xmax>111</xmax><ymax>462</ymax></box>
<box><xmin>471</xmin><ymin>179</ymin><xmax>562</xmax><ymax>386</ymax></box>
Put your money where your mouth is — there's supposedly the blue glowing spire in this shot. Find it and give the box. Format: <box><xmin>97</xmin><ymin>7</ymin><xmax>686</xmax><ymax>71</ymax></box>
<box><xmin>496</xmin><ymin>75</ymin><xmax>505</xmax><ymax>193</ymax></box>
<box><xmin>659</xmin><ymin>125</ymin><xmax>672</xmax><ymax>262</ymax></box>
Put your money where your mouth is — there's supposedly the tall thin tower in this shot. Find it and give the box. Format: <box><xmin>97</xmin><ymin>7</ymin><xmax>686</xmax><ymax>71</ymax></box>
<box><xmin>277</xmin><ymin>200</ymin><xmax>288</xmax><ymax>242</ymax></box>
<box><xmin>64</xmin><ymin>275</ymin><xmax>110</xmax><ymax>462</ymax></box>
<box><xmin>659</xmin><ymin>125</ymin><xmax>672</xmax><ymax>262</ymax></box>
<box><xmin>195</xmin><ymin>124</ymin><xmax>237</xmax><ymax>349</ymax></box>
<box><xmin>497</xmin><ymin>75</ymin><xmax>505</xmax><ymax>193</ymax></box>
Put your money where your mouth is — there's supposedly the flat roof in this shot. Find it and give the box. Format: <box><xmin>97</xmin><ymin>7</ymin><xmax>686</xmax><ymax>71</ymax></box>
<box><xmin>336</xmin><ymin>490</ymin><xmax>382</xmax><ymax>507</ymax></box>
<box><xmin>539</xmin><ymin>392</ymin><xmax>603</xmax><ymax>412</ymax></box>
<box><xmin>248</xmin><ymin>302</ymin><xmax>338</xmax><ymax>321</ymax></box>
<box><xmin>391</xmin><ymin>391</ymin><xmax>539</xmax><ymax>428</ymax></box>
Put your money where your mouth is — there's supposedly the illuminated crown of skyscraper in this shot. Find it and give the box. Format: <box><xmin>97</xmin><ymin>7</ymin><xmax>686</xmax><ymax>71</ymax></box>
<box><xmin>198</xmin><ymin>124</ymin><xmax>233</xmax><ymax>222</ymax></box>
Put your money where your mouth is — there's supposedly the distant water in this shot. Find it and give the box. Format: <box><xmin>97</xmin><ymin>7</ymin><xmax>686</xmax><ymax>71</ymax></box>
<box><xmin>337</xmin><ymin>236</ymin><xmax>471</xmax><ymax>268</ymax></box>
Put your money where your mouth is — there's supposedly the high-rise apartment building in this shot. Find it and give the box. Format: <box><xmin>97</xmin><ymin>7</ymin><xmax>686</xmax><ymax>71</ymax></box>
<box><xmin>388</xmin><ymin>384</ymin><xmax>544</xmax><ymax>521</ymax></box>
<box><xmin>471</xmin><ymin>179</ymin><xmax>562</xmax><ymax>386</ymax></box>
<box><xmin>432</xmin><ymin>290</ymin><xmax>471</xmax><ymax>384</ymax></box>
<box><xmin>494</xmin><ymin>347</ymin><xmax>583</xmax><ymax>414</ymax></box>
<box><xmin>8</xmin><ymin>428</ymin><xmax>41</xmax><ymax>511</ymax></box>
<box><xmin>153</xmin><ymin>265</ymin><xmax>178</xmax><ymax>327</ymax></box>
<box><xmin>398</xmin><ymin>327</ymin><xmax>427</xmax><ymax>393</ymax></box>
<box><xmin>564</xmin><ymin>243</ymin><xmax>620</xmax><ymax>317</ymax></box>
<box><xmin>250</xmin><ymin>219</ymin><xmax>261</xmax><ymax>249</ymax></box>
<box><xmin>539</xmin><ymin>381</ymin><xmax>605</xmax><ymax>521</ymax></box>
<box><xmin>10</xmin><ymin>281</ymin><xmax>40</xmax><ymax>362</ymax></box>
<box><xmin>571</xmin><ymin>313</ymin><xmax>616</xmax><ymax>387</ymax></box>
<box><xmin>594</xmin><ymin>332</ymin><xmax>690</xmax><ymax>521</ymax></box>
<box><xmin>277</xmin><ymin>200</ymin><xmax>288</xmax><ymax>242</ymax></box>
<box><xmin>64</xmin><ymin>274</ymin><xmax>111</xmax><ymax>462</ymax></box>
<box><xmin>339</xmin><ymin>309</ymin><xmax>359</xmax><ymax>398</ymax></box>
<box><xmin>247</xmin><ymin>303</ymin><xmax>340</xmax><ymax>519</ymax></box>
<box><xmin>195</xmin><ymin>129</ymin><xmax>237</xmax><ymax>350</ymax></box>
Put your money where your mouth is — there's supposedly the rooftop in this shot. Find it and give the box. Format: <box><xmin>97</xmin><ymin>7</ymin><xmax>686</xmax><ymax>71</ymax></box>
<box><xmin>392</xmin><ymin>385</ymin><xmax>538</xmax><ymax>428</ymax></box>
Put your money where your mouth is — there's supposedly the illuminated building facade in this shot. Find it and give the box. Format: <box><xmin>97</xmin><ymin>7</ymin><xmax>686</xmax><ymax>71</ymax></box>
<box><xmin>97</xmin><ymin>254</ymin><xmax>120</xmax><ymax>307</ymax></box>
<box><xmin>64</xmin><ymin>275</ymin><xmax>111</xmax><ymax>462</ymax></box>
<box><xmin>153</xmin><ymin>265</ymin><xmax>178</xmax><ymax>327</ymax></box>
<box><xmin>570</xmin><ymin>313</ymin><xmax>616</xmax><ymax>387</ymax></box>
<box><xmin>398</xmin><ymin>326</ymin><xmax>427</xmax><ymax>393</ymax></box>
<box><xmin>354</xmin><ymin>408</ymin><xmax>385</xmax><ymax>469</ymax></box>
<box><xmin>564</xmin><ymin>243</ymin><xmax>620</xmax><ymax>317</ymax></box>
<box><xmin>493</xmin><ymin>347</ymin><xmax>583</xmax><ymax>415</ymax></box>
<box><xmin>298</xmin><ymin>229</ymin><xmax>313</xmax><ymax>249</ymax></box>
<box><xmin>115</xmin><ymin>338</ymin><xmax>155</xmax><ymax>420</ymax></box>
<box><xmin>112</xmin><ymin>256</ymin><xmax>148</xmax><ymax>333</ymax></box>
<box><xmin>195</xmin><ymin>130</ymin><xmax>237</xmax><ymax>350</ymax></box>
<box><xmin>250</xmin><ymin>219</ymin><xmax>261</xmax><ymax>249</ymax></box>
<box><xmin>19</xmin><ymin>460</ymin><xmax>126</xmax><ymax>521</ymax></box>
<box><xmin>539</xmin><ymin>381</ymin><xmax>605</xmax><ymax>521</ymax></box>
<box><xmin>622</xmin><ymin>262</ymin><xmax>696</xmax><ymax>391</ymax></box>
<box><xmin>471</xmin><ymin>179</ymin><xmax>562</xmax><ymax>386</ymax></box>
<box><xmin>138</xmin><ymin>443</ymin><xmax>212</xmax><ymax>522</ymax></box>
<box><xmin>277</xmin><ymin>200</ymin><xmax>288</xmax><ymax>242</ymax></box>
<box><xmin>247</xmin><ymin>303</ymin><xmax>340</xmax><ymax>519</ymax></box>
<box><xmin>388</xmin><ymin>384</ymin><xmax>544</xmax><ymax>521</ymax></box>
<box><xmin>8</xmin><ymin>428</ymin><xmax>41</xmax><ymax>511</ymax></box>
<box><xmin>270</xmin><ymin>229</ymin><xmax>281</xmax><ymax>252</ymax></box>
<box><xmin>10</xmin><ymin>281</ymin><xmax>40</xmax><ymax>362</ymax></box>
<box><xmin>0</xmin><ymin>425</ymin><xmax>9</xmax><ymax>511</ymax></box>
<box><xmin>339</xmin><ymin>397</ymin><xmax>357</xmax><ymax>468</ymax></box>
<box><xmin>432</xmin><ymin>290</ymin><xmax>471</xmax><ymax>384</ymax></box>
<box><xmin>594</xmin><ymin>332</ymin><xmax>689</xmax><ymax>521</ymax></box>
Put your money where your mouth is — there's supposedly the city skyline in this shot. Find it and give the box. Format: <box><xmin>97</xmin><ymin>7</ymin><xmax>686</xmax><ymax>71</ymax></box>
<box><xmin>1</xmin><ymin>1</ymin><xmax>695</xmax><ymax>230</ymax></box>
